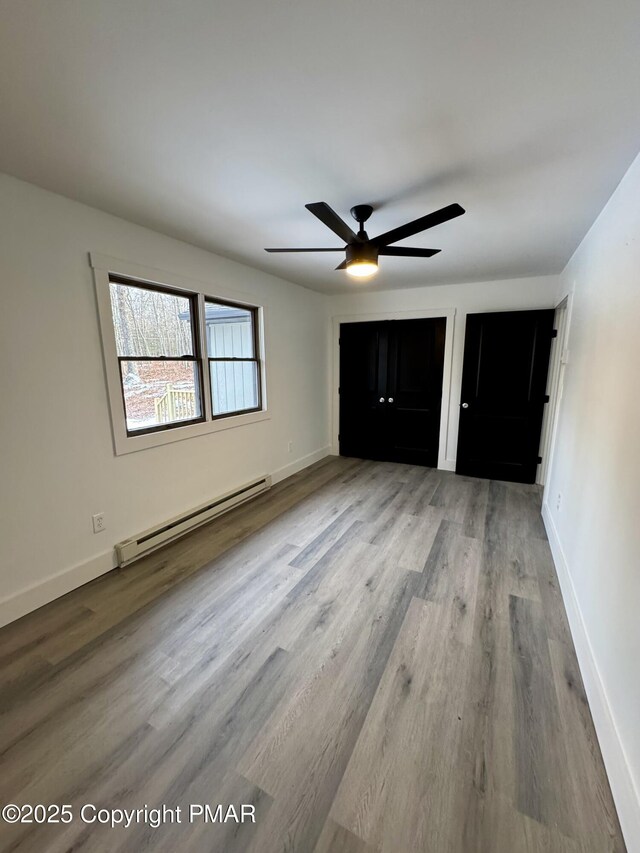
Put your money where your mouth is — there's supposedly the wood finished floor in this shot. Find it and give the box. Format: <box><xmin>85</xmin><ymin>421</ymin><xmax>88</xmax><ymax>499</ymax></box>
<box><xmin>0</xmin><ymin>458</ymin><xmax>626</xmax><ymax>853</ymax></box>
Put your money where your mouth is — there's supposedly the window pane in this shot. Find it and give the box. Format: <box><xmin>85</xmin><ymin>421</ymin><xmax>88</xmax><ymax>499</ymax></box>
<box><xmin>109</xmin><ymin>281</ymin><xmax>195</xmax><ymax>357</ymax></box>
<box><xmin>120</xmin><ymin>361</ymin><xmax>201</xmax><ymax>432</ymax></box>
<box><xmin>210</xmin><ymin>361</ymin><xmax>259</xmax><ymax>415</ymax></box>
<box><xmin>205</xmin><ymin>302</ymin><xmax>255</xmax><ymax>358</ymax></box>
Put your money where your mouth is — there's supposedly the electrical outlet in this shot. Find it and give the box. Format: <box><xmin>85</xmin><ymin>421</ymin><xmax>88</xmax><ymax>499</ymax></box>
<box><xmin>92</xmin><ymin>512</ymin><xmax>106</xmax><ymax>533</ymax></box>
<box><xmin>556</xmin><ymin>493</ymin><xmax>562</xmax><ymax>512</ymax></box>
<box><xmin>287</xmin><ymin>440</ymin><xmax>293</xmax><ymax>454</ymax></box>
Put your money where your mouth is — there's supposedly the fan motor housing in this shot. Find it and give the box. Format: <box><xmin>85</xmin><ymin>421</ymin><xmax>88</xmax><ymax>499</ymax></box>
<box><xmin>346</xmin><ymin>242</ymin><xmax>379</xmax><ymax>265</ymax></box>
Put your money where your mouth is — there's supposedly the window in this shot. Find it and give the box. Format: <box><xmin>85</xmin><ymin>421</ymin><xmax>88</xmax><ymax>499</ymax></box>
<box><xmin>94</xmin><ymin>256</ymin><xmax>267</xmax><ymax>453</ymax></box>
<box><xmin>205</xmin><ymin>300</ymin><xmax>261</xmax><ymax>417</ymax></box>
<box><xmin>109</xmin><ymin>277</ymin><xmax>204</xmax><ymax>434</ymax></box>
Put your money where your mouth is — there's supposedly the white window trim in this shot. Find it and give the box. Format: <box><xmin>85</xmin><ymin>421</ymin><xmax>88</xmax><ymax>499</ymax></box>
<box><xmin>90</xmin><ymin>252</ymin><xmax>269</xmax><ymax>456</ymax></box>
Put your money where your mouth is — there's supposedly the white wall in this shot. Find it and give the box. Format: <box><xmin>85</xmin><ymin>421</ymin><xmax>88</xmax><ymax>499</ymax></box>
<box><xmin>0</xmin><ymin>174</ymin><xmax>330</xmax><ymax>626</ymax></box>
<box><xmin>329</xmin><ymin>275</ymin><xmax>561</xmax><ymax>467</ymax></box>
<box><xmin>543</xmin><ymin>152</ymin><xmax>640</xmax><ymax>848</ymax></box>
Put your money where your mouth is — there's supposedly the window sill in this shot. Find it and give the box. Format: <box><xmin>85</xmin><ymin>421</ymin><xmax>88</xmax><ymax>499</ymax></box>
<box><xmin>112</xmin><ymin>408</ymin><xmax>270</xmax><ymax>456</ymax></box>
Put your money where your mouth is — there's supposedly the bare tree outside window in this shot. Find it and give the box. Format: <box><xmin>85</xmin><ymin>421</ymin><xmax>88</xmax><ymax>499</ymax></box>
<box><xmin>108</xmin><ymin>279</ymin><xmax>203</xmax><ymax>433</ymax></box>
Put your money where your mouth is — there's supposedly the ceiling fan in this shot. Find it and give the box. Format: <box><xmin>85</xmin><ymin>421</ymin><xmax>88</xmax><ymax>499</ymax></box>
<box><xmin>265</xmin><ymin>201</ymin><xmax>465</xmax><ymax>279</ymax></box>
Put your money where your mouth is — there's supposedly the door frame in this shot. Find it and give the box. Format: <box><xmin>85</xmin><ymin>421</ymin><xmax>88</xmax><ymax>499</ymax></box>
<box><xmin>538</xmin><ymin>292</ymin><xmax>574</xmax><ymax>486</ymax></box>
<box><xmin>331</xmin><ymin>308</ymin><xmax>456</xmax><ymax>470</ymax></box>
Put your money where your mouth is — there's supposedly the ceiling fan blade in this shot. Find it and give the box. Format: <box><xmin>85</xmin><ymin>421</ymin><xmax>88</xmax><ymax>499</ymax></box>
<box><xmin>335</xmin><ymin>260</ymin><xmax>347</xmax><ymax>270</ymax></box>
<box><xmin>371</xmin><ymin>203</ymin><xmax>465</xmax><ymax>247</ymax></box>
<box><xmin>378</xmin><ymin>246</ymin><xmax>441</xmax><ymax>257</ymax></box>
<box><xmin>264</xmin><ymin>247</ymin><xmax>344</xmax><ymax>252</ymax></box>
<box><xmin>305</xmin><ymin>202</ymin><xmax>358</xmax><ymax>244</ymax></box>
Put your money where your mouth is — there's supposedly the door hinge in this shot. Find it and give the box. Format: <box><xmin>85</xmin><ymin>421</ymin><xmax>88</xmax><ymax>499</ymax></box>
<box><xmin>543</xmin><ymin>394</ymin><xmax>550</xmax><ymax>403</ymax></box>
<box><xmin>537</xmin><ymin>455</ymin><xmax>543</xmax><ymax>464</ymax></box>
<box><xmin>338</xmin><ymin>387</ymin><xmax>341</xmax><ymax>394</ymax></box>
<box><xmin>551</xmin><ymin>329</ymin><xmax>558</xmax><ymax>338</ymax></box>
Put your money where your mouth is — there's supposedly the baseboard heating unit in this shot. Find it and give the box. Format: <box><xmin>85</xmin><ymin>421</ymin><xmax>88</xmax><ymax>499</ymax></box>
<box><xmin>115</xmin><ymin>475</ymin><xmax>272</xmax><ymax>567</ymax></box>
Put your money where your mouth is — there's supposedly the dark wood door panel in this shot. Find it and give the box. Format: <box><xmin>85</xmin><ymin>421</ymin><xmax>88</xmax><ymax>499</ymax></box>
<box><xmin>340</xmin><ymin>318</ymin><xmax>446</xmax><ymax>467</ymax></box>
<box><xmin>456</xmin><ymin>309</ymin><xmax>554</xmax><ymax>483</ymax></box>
<box><xmin>339</xmin><ymin>321</ymin><xmax>386</xmax><ymax>460</ymax></box>
<box><xmin>386</xmin><ymin>317</ymin><xmax>445</xmax><ymax>466</ymax></box>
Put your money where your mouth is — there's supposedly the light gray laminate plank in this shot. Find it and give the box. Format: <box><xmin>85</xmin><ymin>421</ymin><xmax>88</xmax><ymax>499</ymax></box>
<box><xmin>415</xmin><ymin>519</ymin><xmax>482</xmax><ymax>645</ymax></box>
<box><xmin>150</xmin><ymin>772</ymin><xmax>274</xmax><ymax>853</ymax></box>
<box><xmin>454</xmin><ymin>538</ymin><xmax>578</xmax><ymax>853</ymax></box>
<box><xmin>329</xmin><ymin>596</ymin><xmax>471</xmax><ymax>853</ymax></box>
<box><xmin>429</xmin><ymin>472</ymin><xmax>477</xmax><ymax>523</ymax></box>
<box><xmin>403</xmin><ymin>466</ymin><xmax>443</xmax><ymax>517</ymax></box>
<box><xmin>391</xmin><ymin>507</ymin><xmax>446</xmax><ymax>572</ymax></box>
<box><xmin>462</xmin><ymin>476</ymin><xmax>490</xmax><ymax>539</ymax></box>
<box><xmin>237</xmin><ymin>564</ymin><xmax>421</xmax><ymax>853</ymax></box>
<box><xmin>505</xmin><ymin>484</ymin><xmax>548</xmax><ymax>541</ymax></box>
<box><xmin>548</xmin><ymin>638</ymin><xmax>626</xmax><ymax>852</ymax></box>
<box><xmin>484</xmin><ymin>480</ymin><xmax>510</xmax><ymax>543</ymax></box>
<box><xmin>289</xmin><ymin>506</ymin><xmax>357</xmax><ymax>569</ymax></box>
<box><xmin>509</xmin><ymin>594</ymin><xmax>580</xmax><ymax>839</ymax></box>
<box><xmin>314</xmin><ymin>818</ymin><xmax>379</xmax><ymax>853</ymax></box>
<box><xmin>457</xmin><ymin>791</ymin><xmax>583</xmax><ymax>853</ymax></box>
<box><xmin>530</xmin><ymin>536</ymin><xmax>575</xmax><ymax>647</ymax></box>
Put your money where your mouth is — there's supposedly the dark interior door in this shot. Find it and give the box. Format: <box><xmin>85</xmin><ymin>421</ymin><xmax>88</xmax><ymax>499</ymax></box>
<box><xmin>339</xmin><ymin>321</ymin><xmax>388</xmax><ymax>462</ymax></box>
<box><xmin>339</xmin><ymin>317</ymin><xmax>446</xmax><ymax>467</ymax></box>
<box><xmin>455</xmin><ymin>309</ymin><xmax>554</xmax><ymax>483</ymax></box>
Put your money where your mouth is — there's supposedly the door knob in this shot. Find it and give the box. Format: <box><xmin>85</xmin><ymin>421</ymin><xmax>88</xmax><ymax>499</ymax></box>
<box><xmin>379</xmin><ymin>397</ymin><xmax>385</xmax><ymax>403</ymax></box>
<box><xmin>461</xmin><ymin>402</ymin><xmax>469</xmax><ymax>409</ymax></box>
<box><xmin>388</xmin><ymin>397</ymin><xmax>394</xmax><ymax>403</ymax></box>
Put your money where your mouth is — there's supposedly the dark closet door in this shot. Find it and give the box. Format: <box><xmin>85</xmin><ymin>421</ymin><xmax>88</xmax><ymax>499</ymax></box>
<box><xmin>455</xmin><ymin>309</ymin><xmax>554</xmax><ymax>483</ymax></box>
<box><xmin>339</xmin><ymin>321</ymin><xmax>388</xmax><ymax>461</ymax></box>
<box><xmin>339</xmin><ymin>317</ymin><xmax>446</xmax><ymax>467</ymax></box>
<box><xmin>385</xmin><ymin>318</ymin><xmax>446</xmax><ymax>466</ymax></box>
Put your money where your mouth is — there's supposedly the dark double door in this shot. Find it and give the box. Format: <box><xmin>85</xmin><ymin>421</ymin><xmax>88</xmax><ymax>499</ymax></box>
<box><xmin>456</xmin><ymin>309</ymin><xmax>555</xmax><ymax>484</ymax></box>
<box><xmin>339</xmin><ymin>318</ymin><xmax>446</xmax><ymax>467</ymax></box>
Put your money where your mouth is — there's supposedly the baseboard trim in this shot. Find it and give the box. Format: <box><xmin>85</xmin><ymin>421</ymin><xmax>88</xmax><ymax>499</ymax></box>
<box><xmin>326</xmin><ymin>448</ymin><xmax>455</xmax><ymax>471</ymax></box>
<box><xmin>0</xmin><ymin>550</ymin><xmax>116</xmax><ymax>629</ymax></box>
<box><xmin>542</xmin><ymin>502</ymin><xmax>640</xmax><ymax>853</ymax></box>
<box><xmin>1</xmin><ymin>447</ymin><xmax>332</xmax><ymax>630</ymax></box>
<box><xmin>271</xmin><ymin>446</ymin><xmax>332</xmax><ymax>484</ymax></box>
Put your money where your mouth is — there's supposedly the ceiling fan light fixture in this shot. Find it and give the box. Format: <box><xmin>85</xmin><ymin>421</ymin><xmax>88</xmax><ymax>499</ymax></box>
<box><xmin>264</xmin><ymin>200</ymin><xmax>464</xmax><ymax>278</ymax></box>
<box><xmin>346</xmin><ymin>259</ymin><xmax>378</xmax><ymax>278</ymax></box>
<box><xmin>345</xmin><ymin>242</ymin><xmax>379</xmax><ymax>278</ymax></box>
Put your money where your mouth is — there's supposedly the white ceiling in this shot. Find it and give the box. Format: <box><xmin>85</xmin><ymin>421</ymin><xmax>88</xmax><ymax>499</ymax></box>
<box><xmin>1</xmin><ymin>1</ymin><xmax>639</xmax><ymax>294</ymax></box>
